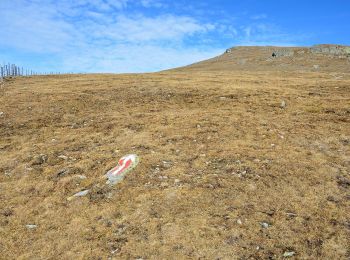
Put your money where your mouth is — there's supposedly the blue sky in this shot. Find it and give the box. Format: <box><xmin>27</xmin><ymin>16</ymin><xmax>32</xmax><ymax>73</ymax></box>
<box><xmin>0</xmin><ymin>0</ymin><xmax>349</xmax><ymax>73</ymax></box>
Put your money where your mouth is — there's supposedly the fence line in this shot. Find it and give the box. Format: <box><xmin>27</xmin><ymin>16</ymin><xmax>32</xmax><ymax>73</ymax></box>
<box><xmin>0</xmin><ymin>62</ymin><xmax>68</xmax><ymax>79</ymax></box>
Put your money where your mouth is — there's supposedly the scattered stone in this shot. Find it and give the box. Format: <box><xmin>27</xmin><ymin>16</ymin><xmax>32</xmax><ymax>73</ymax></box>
<box><xmin>162</xmin><ymin>160</ymin><xmax>173</xmax><ymax>169</ymax></box>
<box><xmin>0</xmin><ymin>112</ymin><xmax>4</xmax><ymax>116</ymax></box>
<box><xmin>76</xmin><ymin>175</ymin><xmax>87</xmax><ymax>180</ymax></box>
<box><xmin>111</xmin><ymin>249</ymin><xmax>119</xmax><ymax>255</ymax></box>
<box><xmin>261</xmin><ymin>222</ymin><xmax>270</xmax><ymax>228</ymax></box>
<box><xmin>237</xmin><ymin>219</ymin><xmax>242</xmax><ymax>225</ymax></box>
<box><xmin>174</xmin><ymin>179</ymin><xmax>180</xmax><ymax>184</ymax></box>
<box><xmin>283</xmin><ymin>251</ymin><xmax>295</xmax><ymax>257</ymax></box>
<box><xmin>58</xmin><ymin>155</ymin><xmax>68</xmax><ymax>160</ymax></box>
<box><xmin>313</xmin><ymin>65</ymin><xmax>320</xmax><ymax>69</ymax></box>
<box><xmin>286</xmin><ymin>212</ymin><xmax>297</xmax><ymax>218</ymax></box>
<box><xmin>26</xmin><ymin>224</ymin><xmax>37</xmax><ymax>229</ymax></box>
<box><xmin>280</xmin><ymin>100</ymin><xmax>287</xmax><ymax>109</ymax></box>
<box><xmin>67</xmin><ymin>190</ymin><xmax>89</xmax><ymax>201</ymax></box>
<box><xmin>56</xmin><ymin>168</ymin><xmax>70</xmax><ymax>178</ymax></box>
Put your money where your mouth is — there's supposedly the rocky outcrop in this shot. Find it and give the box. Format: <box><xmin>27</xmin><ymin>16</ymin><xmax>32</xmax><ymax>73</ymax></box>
<box><xmin>272</xmin><ymin>49</ymin><xmax>294</xmax><ymax>57</ymax></box>
<box><xmin>310</xmin><ymin>44</ymin><xmax>350</xmax><ymax>56</ymax></box>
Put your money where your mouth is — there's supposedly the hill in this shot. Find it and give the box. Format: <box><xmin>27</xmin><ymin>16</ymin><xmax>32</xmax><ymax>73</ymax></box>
<box><xmin>175</xmin><ymin>44</ymin><xmax>350</xmax><ymax>72</ymax></box>
<box><xmin>0</xmin><ymin>46</ymin><xmax>349</xmax><ymax>259</ymax></box>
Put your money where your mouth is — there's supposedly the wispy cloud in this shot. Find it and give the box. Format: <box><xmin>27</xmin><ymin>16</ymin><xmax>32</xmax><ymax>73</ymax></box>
<box><xmin>250</xmin><ymin>14</ymin><xmax>267</xmax><ymax>20</ymax></box>
<box><xmin>0</xmin><ymin>0</ymin><xmax>302</xmax><ymax>73</ymax></box>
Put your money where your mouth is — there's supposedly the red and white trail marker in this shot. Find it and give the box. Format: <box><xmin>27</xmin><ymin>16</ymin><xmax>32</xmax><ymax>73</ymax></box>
<box><xmin>106</xmin><ymin>154</ymin><xmax>139</xmax><ymax>185</ymax></box>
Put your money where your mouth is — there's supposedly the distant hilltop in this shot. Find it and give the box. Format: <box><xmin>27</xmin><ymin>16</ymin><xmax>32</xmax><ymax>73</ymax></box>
<box><xmin>175</xmin><ymin>44</ymin><xmax>350</xmax><ymax>73</ymax></box>
<box><xmin>225</xmin><ymin>44</ymin><xmax>350</xmax><ymax>57</ymax></box>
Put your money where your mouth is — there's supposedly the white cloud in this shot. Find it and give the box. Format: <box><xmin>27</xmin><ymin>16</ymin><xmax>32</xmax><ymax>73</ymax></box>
<box><xmin>103</xmin><ymin>15</ymin><xmax>213</xmax><ymax>42</ymax></box>
<box><xmin>236</xmin><ymin>23</ymin><xmax>297</xmax><ymax>46</ymax></box>
<box><xmin>251</xmin><ymin>14</ymin><xmax>267</xmax><ymax>20</ymax></box>
<box><xmin>0</xmin><ymin>0</ymin><xmax>300</xmax><ymax>73</ymax></box>
<box><xmin>139</xmin><ymin>0</ymin><xmax>166</xmax><ymax>8</ymax></box>
<box><xmin>0</xmin><ymin>0</ymin><xmax>221</xmax><ymax>72</ymax></box>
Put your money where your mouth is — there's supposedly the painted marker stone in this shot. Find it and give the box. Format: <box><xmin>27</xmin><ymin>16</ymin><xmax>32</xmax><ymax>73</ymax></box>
<box><xmin>106</xmin><ymin>154</ymin><xmax>139</xmax><ymax>185</ymax></box>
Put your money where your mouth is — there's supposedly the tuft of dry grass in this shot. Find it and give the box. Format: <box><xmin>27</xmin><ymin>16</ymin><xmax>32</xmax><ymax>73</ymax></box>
<box><xmin>0</xmin><ymin>70</ymin><xmax>349</xmax><ymax>259</ymax></box>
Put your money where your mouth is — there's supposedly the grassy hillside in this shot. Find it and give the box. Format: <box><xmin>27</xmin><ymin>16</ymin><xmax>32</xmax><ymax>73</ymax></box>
<box><xmin>176</xmin><ymin>45</ymin><xmax>350</xmax><ymax>73</ymax></box>
<box><xmin>0</xmin><ymin>68</ymin><xmax>349</xmax><ymax>258</ymax></box>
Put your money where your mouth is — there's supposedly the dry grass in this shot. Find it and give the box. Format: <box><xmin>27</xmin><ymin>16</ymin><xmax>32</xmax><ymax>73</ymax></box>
<box><xmin>0</xmin><ymin>70</ymin><xmax>349</xmax><ymax>259</ymax></box>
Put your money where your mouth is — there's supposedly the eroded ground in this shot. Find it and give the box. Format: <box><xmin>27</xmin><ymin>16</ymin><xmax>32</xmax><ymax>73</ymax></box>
<box><xmin>0</xmin><ymin>71</ymin><xmax>349</xmax><ymax>259</ymax></box>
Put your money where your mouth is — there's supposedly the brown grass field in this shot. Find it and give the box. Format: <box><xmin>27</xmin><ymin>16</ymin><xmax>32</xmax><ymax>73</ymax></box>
<box><xmin>0</xmin><ymin>66</ymin><xmax>349</xmax><ymax>259</ymax></box>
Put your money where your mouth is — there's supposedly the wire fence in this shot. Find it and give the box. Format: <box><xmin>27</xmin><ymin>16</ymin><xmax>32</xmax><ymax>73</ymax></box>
<box><xmin>0</xmin><ymin>62</ymin><xmax>65</xmax><ymax>79</ymax></box>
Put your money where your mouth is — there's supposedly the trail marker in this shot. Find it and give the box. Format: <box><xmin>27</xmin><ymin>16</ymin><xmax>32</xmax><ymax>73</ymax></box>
<box><xmin>106</xmin><ymin>154</ymin><xmax>139</xmax><ymax>185</ymax></box>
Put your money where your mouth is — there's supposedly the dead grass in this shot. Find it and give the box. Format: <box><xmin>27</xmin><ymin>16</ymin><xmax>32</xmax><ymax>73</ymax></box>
<box><xmin>0</xmin><ymin>70</ymin><xmax>349</xmax><ymax>259</ymax></box>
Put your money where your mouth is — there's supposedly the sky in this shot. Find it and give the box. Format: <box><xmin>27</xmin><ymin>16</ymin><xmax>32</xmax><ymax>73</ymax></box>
<box><xmin>0</xmin><ymin>0</ymin><xmax>349</xmax><ymax>73</ymax></box>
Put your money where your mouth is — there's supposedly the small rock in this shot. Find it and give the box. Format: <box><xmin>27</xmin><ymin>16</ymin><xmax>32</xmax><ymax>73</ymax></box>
<box><xmin>237</xmin><ymin>219</ymin><xmax>242</xmax><ymax>225</ymax></box>
<box><xmin>280</xmin><ymin>100</ymin><xmax>287</xmax><ymax>109</ymax></box>
<box><xmin>283</xmin><ymin>251</ymin><xmax>295</xmax><ymax>257</ymax></box>
<box><xmin>56</xmin><ymin>168</ymin><xmax>70</xmax><ymax>177</ymax></box>
<box><xmin>286</xmin><ymin>212</ymin><xmax>297</xmax><ymax>218</ymax></box>
<box><xmin>58</xmin><ymin>155</ymin><xmax>68</xmax><ymax>160</ymax></box>
<box><xmin>261</xmin><ymin>222</ymin><xmax>270</xmax><ymax>228</ymax></box>
<box><xmin>0</xmin><ymin>112</ymin><xmax>4</xmax><ymax>116</ymax></box>
<box><xmin>67</xmin><ymin>190</ymin><xmax>89</xmax><ymax>201</ymax></box>
<box><xmin>162</xmin><ymin>161</ymin><xmax>173</xmax><ymax>169</ymax></box>
<box><xmin>174</xmin><ymin>179</ymin><xmax>180</xmax><ymax>184</ymax></box>
<box><xmin>26</xmin><ymin>224</ymin><xmax>37</xmax><ymax>229</ymax></box>
<box><xmin>76</xmin><ymin>175</ymin><xmax>87</xmax><ymax>180</ymax></box>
